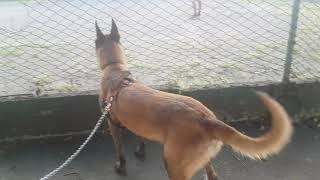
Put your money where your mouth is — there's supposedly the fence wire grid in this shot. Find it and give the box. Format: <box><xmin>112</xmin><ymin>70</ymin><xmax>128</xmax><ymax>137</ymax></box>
<box><xmin>0</xmin><ymin>0</ymin><xmax>319</xmax><ymax>97</ymax></box>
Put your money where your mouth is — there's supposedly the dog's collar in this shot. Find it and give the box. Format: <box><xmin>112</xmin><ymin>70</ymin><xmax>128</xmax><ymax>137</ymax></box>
<box><xmin>101</xmin><ymin>61</ymin><xmax>124</xmax><ymax>70</ymax></box>
<box><xmin>109</xmin><ymin>71</ymin><xmax>134</xmax><ymax>91</ymax></box>
<box><xmin>104</xmin><ymin>70</ymin><xmax>134</xmax><ymax>106</ymax></box>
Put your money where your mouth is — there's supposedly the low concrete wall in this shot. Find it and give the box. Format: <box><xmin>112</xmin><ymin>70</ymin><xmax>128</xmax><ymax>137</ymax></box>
<box><xmin>1</xmin><ymin>81</ymin><xmax>320</xmax><ymax>142</ymax></box>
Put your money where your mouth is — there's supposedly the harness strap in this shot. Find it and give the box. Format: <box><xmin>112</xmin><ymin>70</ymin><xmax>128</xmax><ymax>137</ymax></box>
<box><xmin>103</xmin><ymin>71</ymin><xmax>134</xmax><ymax>129</ymax></box>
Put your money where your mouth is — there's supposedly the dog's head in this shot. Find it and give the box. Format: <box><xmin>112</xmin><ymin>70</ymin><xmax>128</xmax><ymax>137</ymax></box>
<box><xmin>95</xmin><ymin>19</ymin><xmax>125</xmax><ymax>70</ymax></box>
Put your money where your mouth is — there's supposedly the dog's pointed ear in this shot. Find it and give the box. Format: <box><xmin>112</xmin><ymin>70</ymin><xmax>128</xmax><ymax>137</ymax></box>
<box><xmin>110</xmin><ymin>19</ymin><xmax>120</xmax><ymax>42</ymax></box>
<box><xmin>95</xmin><ymin>20</ymin><xmax>104</xmax><ymax>39</ymax></box>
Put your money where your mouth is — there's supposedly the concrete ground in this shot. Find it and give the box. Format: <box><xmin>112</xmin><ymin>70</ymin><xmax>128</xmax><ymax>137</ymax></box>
<box><xmin>0</xmin><ymin>123</ymin><xmax>319</xmax><ymax>180</ymax></box>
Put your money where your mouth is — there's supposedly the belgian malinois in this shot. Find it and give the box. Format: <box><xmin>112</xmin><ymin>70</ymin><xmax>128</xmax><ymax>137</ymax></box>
<box><xmin>95</xmin><ymin>19</ymin><xmax>293</xmax><ymax>180</ymax></box>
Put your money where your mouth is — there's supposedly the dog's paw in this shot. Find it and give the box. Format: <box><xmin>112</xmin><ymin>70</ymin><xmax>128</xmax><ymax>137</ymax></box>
<box><xmin>134</xmin><ymin>149</ymin><xmax>145</xmax><ymax>161</ymax></box>
<box><xmin>134</xmin><ymin>144</ymin><xmax>146</xmax><ymax>161</ymax></box>
<box><xmin>114</xmin><ymin>161</ymin><xmax>127</xmax><ymax>176</ymax></box>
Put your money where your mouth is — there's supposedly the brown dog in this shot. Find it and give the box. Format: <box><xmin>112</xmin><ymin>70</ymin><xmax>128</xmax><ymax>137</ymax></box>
<box><xmin>95</xmin><ymin>19</ymin><xmax>293</xmax><ymax>180</ymax></box>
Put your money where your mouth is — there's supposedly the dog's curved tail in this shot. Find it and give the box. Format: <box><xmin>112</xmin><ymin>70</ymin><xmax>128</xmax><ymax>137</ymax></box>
<box><xmin>210</xmin><ymin>92</ymin><xmax>293</xmax><ymax>160</ymax></box>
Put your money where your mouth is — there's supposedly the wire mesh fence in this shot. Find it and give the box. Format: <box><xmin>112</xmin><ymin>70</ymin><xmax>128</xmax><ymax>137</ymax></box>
<box><xmin>0</xmin><ymin>0</ymin><xmax>319</xmax><ymax>97</ymax></box>
<box><xmin>290</xmin><ymin>0</ymin><xmax>320</xmax><ymax>81</ymax></box>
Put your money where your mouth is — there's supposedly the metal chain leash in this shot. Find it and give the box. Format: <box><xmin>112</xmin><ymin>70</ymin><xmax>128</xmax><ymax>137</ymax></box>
<box><xmin>39</xmin><ymin>97</ymin><xmax>114</xmax><ymax>180</ymax></box>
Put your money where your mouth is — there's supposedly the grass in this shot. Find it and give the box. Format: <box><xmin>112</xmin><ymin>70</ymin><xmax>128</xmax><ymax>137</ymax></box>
<box><xmin>32</xmin><ymin>75</ymin><xmax>79</xmax><ymax>95</ymax></box>
<box><xmin>0</xmin><ymin>47</ymin><xmax>23</xmax><ymax>57</ymax></box>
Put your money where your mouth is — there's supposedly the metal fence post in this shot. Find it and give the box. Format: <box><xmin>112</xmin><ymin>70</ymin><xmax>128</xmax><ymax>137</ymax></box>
<box><xmin>282</xmin><ymin>0</ymin><xmax>302</xmax><ymax>83</ymax></box>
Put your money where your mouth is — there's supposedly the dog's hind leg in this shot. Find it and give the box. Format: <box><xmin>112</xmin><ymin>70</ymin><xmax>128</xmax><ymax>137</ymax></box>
<box><xmin>202</xmin><ymin>161</ymin><xmax>218</xmax><ymax>180</ymax></box>
<box><xmin>134</xmin><ymin>136</ymin><xmax>146</xmax><ymax>161</ymax></box>
<box><xmin>107</xmin><ymin>119</ymin><xmax>127</xmax><ymax>175</ymax></box>
<box><xmin>163</xmin><ymin>139</ymin><xmax>215</xmax><ymax>180</ymax></box>
<box><xmin>163</xmin><ymin>150</ymin><xmax>188</xmax><ymax>180</ymax></box>
<box><xmin>163</xmin><ymin>138</ymin><xmax>193</xmax><ymax>180</ymax></box>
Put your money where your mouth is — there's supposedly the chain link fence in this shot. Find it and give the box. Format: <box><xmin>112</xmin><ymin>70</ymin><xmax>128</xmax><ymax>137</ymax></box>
<box><xmin>290</xmin><ymin>0</ymin><xmax>320</xmax><ymax>81</ymax></box>
<box><xmin>0</xmin><ymin>0</ymin><xmax>319</xmax><ymax>97</ymax></box>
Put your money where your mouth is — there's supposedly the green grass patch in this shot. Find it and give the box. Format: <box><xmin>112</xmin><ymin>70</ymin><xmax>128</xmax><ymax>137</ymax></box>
<box><xmin>0</xmin><ymin>47</ymin><xmax>23</xmax><ymax>57</ymax></box>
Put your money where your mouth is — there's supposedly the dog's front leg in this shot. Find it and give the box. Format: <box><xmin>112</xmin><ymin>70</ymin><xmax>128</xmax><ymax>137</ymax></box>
<box><xmin>107</xmin><ymin>119</ymin><xmax>127</xmax><ymax>175</ymax></box>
